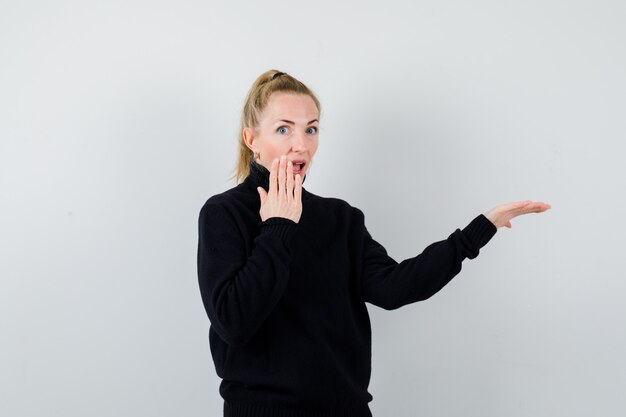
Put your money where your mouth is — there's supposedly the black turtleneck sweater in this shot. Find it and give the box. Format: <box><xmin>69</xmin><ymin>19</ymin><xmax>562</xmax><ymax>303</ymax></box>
<box><xmin>197</xmin><ymin>160</ymin><xmax>497</xmax><ymax>417</ymax></box>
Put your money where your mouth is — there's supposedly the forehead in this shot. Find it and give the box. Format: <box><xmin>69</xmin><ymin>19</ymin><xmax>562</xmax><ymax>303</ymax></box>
<box><xmin>263</xmin><ymin>92</ymin><xmax>318</xmax><ymax>122</ymax></box>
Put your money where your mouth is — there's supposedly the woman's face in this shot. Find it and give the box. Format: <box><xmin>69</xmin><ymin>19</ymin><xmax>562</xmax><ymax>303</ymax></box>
<box><xmin>244</xmin><ymin>92</ymin><xmax>319</xmax><ymax>178</ymax></box>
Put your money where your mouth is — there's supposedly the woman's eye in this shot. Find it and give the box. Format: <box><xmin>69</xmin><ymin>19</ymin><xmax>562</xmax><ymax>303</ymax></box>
<box><xmin>307</xmin><ymin>127</ymin><xmax>318</xmax><ymax>134</ymax></box>
<box><xmin>277</xmin><ymin>126</ymin><xmax>289</xmax><ymax>134</ymax></box>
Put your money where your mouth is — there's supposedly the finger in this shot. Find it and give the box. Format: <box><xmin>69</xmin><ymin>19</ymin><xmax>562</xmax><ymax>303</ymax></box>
<box><xmin>278</xmin><ymin>155</ymin><xmax>286</xmax><ymax>197</ymax></box>
<box><xmin>286</xmin><ymin>160</ymin><xmax>294</xmax><ymax>201</ymax></box>
<box><xmin>518</xmin><ymin>201</ymin><xmax>551</xmax><ymax>214</ymax></box>
<box><xmin>257</xmin><ymin>187</ymin><xmax>268</xmax><ymax>207</ymax></box>
<box><xmin>507</xmin><ymin>202</ymin><xmax>552</xmax><ymax>221</ymax></box>
<box><xmin>510</xmin><ymin>200</ymin><xmax>535</xmax><ymax>213</ymax></box>
<box><xmin>496</xmin><ymin>201</ymin><xmax>529</xmax><ymax>216</ymax></box>
<box><xmin>513</xmin><ymin>200</ymin><xmax>532</xmax><ymax>209</ymax></box>
<box><xmin>294</xmin><ymin>173</ymin><xmax>302</xmax><ymax>203</ymax></box>
<box><xmin>257</xmin><ymin>186</ymin><xmax>266</xmax><ymax>200</ymax></box>
<box><xmin>533</xmin><ymin>202</ymin><xmax>552</xmax><ymax>212</ymax></box>
<box><xmin>269</xmin><ymin>158</ymin><xmax>278</xmax><ymax>196</ymax></box>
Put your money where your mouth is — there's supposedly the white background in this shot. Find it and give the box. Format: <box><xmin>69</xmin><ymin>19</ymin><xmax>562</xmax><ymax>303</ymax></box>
<box><xmin>1</xmin><ymin>0</ymin><xmax>625</xmax><ymax>416</ymax></box>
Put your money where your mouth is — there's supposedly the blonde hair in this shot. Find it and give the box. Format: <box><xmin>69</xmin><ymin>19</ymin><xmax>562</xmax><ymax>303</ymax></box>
<box><xmin>230</xmin><ymin>69</ymin><xmax>322</xmax><ymax>184</ymax></box>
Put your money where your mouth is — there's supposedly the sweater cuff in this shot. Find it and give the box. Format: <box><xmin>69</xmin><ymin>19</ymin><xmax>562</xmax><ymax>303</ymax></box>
<box><xmin>462</xmin><ymin>214</ymin><xmax>497</xmax><ymax>251</ymax></box>
<box><xmin>258</xmin><ymin>216</ymin><xmax>298</xmax><ymax>240</ymax></box>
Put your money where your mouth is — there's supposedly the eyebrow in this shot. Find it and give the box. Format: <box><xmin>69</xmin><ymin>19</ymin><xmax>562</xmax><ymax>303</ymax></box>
<box><xmin>276</xmin><ymin>119</ymin><xmax>319</xmax><ymax>125</ymax></box>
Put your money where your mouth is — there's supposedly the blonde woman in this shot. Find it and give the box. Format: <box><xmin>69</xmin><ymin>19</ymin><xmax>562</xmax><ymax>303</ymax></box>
<box><xmin>197</xmin><ymin>69</ymin><xmax>551</xmax><ymax>417</ymax></box>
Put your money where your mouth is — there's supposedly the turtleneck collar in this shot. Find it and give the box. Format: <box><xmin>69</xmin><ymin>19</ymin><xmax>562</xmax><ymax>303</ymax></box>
<box><xmin>243</xmin><ymin>159</ymin><xmax>307</xmax><ymax>192</ymax></box>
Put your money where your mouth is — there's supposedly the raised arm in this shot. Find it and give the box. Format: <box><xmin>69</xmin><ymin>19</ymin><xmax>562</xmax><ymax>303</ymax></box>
<box><xmin>360</xmin><ymin>199</ymin><xmax>551</xmax><ymax>310</ymax></box>
<box><xmin>197</xmin><ymin>202</ymin><xmax>297</xmax><ymax>347</ymax></box>
<box><xmin>360</xmin><ymin>213</ymin><xmax>497</xmax><ymax>310</ymax></box>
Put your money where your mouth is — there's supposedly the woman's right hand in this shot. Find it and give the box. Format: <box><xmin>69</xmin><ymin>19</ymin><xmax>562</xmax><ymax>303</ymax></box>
<box><xmin>257</xmin><ymin>155</ymin><xmax>303</xmax><ymax>223</ymax></box>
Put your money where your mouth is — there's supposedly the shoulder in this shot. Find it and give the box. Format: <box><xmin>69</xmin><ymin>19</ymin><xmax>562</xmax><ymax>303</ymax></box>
<box><xmin>198</xmin><ymin>184</ymin><xmax>248</xmax><ymax>222</ymax></box>
<box><xmin>200</xmin><ymin>187</ymin><xmax>231</xmax><ymax>211</ymax></box>
<box><xmin>303</xmin><ymin>189</ymin><xmax>366</xmax><ymax>222</ymax></box>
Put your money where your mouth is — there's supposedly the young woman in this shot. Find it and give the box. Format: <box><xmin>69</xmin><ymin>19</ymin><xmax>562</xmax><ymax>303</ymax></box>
<box><xmin>197</xmin><ymin>69</ymin><xmax>551</xmax><ymax>417</ymax></box>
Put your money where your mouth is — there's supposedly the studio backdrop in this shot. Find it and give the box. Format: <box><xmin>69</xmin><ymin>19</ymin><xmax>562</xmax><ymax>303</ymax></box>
<box><xmin>1</xmin><ymin>0</ymin><xmax>624</xmax><ymax>416</ymax></box>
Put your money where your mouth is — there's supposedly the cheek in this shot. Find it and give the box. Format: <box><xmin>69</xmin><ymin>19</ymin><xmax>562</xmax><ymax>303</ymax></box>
<box><xmin>265</xmin><ymin>143</ymin><xmax>289</xmax><ymax>160</ymax></box>
<box><xmin>311</xmin><ymin>139</ymin><xmax>320</xmax><ymax>152</ymax></box>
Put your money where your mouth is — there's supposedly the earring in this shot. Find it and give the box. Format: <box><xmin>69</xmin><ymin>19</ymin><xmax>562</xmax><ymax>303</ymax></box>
<box><xmin>254</xmin><ymin>151</ymin><xmax>260</xmax><ymax>160</ymax></box>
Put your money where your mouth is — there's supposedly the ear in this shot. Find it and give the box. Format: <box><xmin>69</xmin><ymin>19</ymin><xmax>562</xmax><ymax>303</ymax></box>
<box><xmin>242</xmin><ymin>127</ymin><xmax>256</xmax><ymax>153</ymax></box>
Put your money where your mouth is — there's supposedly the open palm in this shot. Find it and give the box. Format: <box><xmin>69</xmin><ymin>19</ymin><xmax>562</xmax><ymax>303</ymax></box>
<box><xmin>484</xmin><ymin>200</ymin><xmax>551</xmax><ymax>229</ymax></box>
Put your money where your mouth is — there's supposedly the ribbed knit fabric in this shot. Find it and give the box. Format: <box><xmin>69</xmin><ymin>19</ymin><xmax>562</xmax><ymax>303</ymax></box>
<box><xmin>197</xmin><ymin>159</ymin><xmax>498</xmax><ymax>417</ymax></box>
<box><xmin>224</xmin><ymin>400</ymin><xmax>373</xmax><ymax>417</ymax></box>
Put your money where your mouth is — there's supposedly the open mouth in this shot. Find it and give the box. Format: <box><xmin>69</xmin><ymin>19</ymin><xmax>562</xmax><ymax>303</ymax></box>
<box><xmin>292</xmin><ymin>160</ymin><xmax>306</xmax><ymax>173</ymax></box>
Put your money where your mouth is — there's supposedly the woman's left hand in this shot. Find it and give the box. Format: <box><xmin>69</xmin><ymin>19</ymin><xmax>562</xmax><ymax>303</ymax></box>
<box><xmin>484</xmin><ymin>200</ymin><xmax>552</xmax><ymax>229</ymax></box>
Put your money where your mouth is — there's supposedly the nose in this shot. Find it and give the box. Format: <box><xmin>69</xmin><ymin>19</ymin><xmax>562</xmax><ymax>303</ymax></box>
<box><xmin>291</xmin><ymin>130</ymin><xmax>308</xmax><ymax>152</ymax></box>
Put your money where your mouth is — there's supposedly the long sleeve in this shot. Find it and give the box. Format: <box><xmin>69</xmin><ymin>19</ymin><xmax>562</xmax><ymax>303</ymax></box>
<box><xmin>197</xmin><ymin>202</ymin><xmax>298</xmax><ymax>347</ymax></box>
<box><xmin>361</xmin><ymin>213</ymin><xmax>497</xmax><ymax>310</ymax></box>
